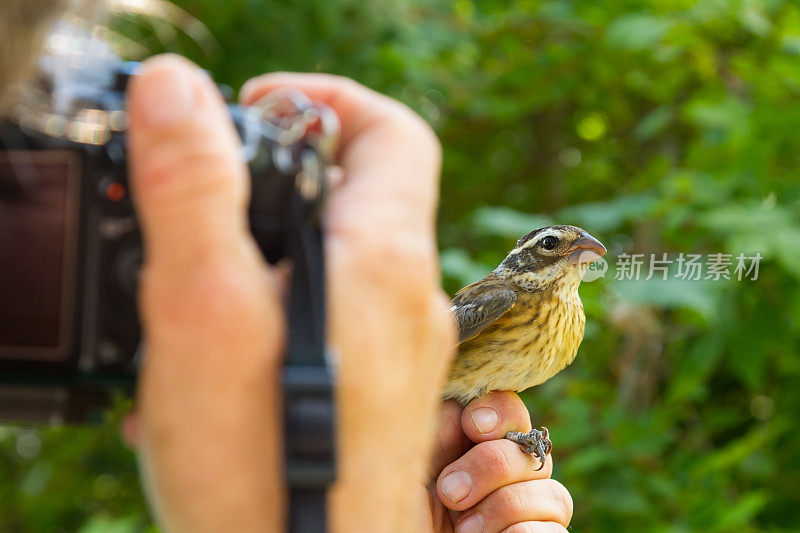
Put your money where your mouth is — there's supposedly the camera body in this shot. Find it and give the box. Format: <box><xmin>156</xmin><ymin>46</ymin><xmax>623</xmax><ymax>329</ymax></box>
<box><xmin>0</xmin><ymin>61</ymin><xmax>335</xmax><ymax>422</ymax></box>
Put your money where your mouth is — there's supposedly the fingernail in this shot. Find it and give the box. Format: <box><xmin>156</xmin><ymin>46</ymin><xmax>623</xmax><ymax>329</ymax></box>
<box><xmin>471</xmin><ymin>407</ymin><xmax>498</xmax><ymax>434</ymax></box>
<box><xmin>457</xmin><ymin>512</ymin><xmax>484</xmax><ymax>533</ymax></box>
<box><xmin>441</xmin><ymin>470</ymin><xmax>472</xmax><ymax>503</ymax></box>
<box><xmin>134</xmin><ymin>60</ymin><xmax>196</xmax><ymax>127</ymax></box>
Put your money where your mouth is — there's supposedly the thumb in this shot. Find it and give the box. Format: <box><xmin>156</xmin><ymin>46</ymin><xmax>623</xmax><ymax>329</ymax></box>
<box><xmin>126</xmin><ymin>55</ymin><xmax>285</xmax><ymax>531</ymax></box>
<box><xmin>127</xmin><ymin>54</ymin><xmax>250</xmax><ymax>271</ymax></box>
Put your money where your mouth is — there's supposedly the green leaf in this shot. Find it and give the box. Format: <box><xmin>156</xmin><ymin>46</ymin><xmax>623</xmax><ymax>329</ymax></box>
<box><xmin>472</xmin><ymin>207</ymin><xmax>553</xmax><ymax>238</ymax></box>
<box><xmin>683</xmin><ymin>97</ymin><xmax>751</xmax><ymax>138</ymax></box>
<box><xmin>606</xmin><ymin>14</ymin><xmax>672</xmax><ymax>50</ymax></box>
<box><xmin>611</xmin><ymin>278</ymin><xmax>720</xmax><ymax>319</ymax></box>
<box><xmin>440</xmin><ymin>248</ymin><xmax>491</xmax><ymax>286</ymax></box>
<box><xmin>79</xmin><ymin>515</ymin><xmax>141</xmax><ymax>533</ymax></box>
<box><xmin>558</xmin><ymin>194</ymin><xmax>658</xmax><ymax>233</ymax></box>
<box><xmin>634</xmin><ymin>106</ymin><xmax>674</xmax><ymax>141</ymax></box>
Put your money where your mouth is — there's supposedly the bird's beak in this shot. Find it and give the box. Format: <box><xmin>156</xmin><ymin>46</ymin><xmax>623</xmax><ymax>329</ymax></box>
<box><xmin>565</xmin><ymin>233</ymin><xmax>607</xmax><ymax>264</ymax></box>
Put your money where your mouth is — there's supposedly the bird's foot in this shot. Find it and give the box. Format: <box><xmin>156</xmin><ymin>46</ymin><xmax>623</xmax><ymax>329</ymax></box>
<box><xmin>505</xmin><ymin>427</ymin><xmax>552</xmax><ymax>470</ymax></box>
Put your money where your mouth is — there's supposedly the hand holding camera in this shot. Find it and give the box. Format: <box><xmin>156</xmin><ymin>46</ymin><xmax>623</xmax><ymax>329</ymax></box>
<box><xmin>127</xmin><ymin>57</ymin><xmax>456</xmax><ymax>531</ymax></box>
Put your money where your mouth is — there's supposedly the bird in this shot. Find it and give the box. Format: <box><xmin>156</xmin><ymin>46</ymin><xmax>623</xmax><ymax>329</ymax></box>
<box><xmin>443</xmin><ymin>225</ymin><xmax>606</xmax><ymax>467</ymax></box>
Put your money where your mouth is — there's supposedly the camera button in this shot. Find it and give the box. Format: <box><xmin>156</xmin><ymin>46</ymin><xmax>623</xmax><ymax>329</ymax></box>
<box><xmin>98</xmin><ymin>178</ymin><xmax>127</xmax><ymax>203</ymax></box>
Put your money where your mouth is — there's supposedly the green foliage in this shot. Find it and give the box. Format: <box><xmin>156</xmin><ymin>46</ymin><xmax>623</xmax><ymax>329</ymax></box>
<box><xmin>0</xmin><ymin>401</ymin><xmax>150</xmax><ymax>531</ymax></box>
<box><xmin>3</xmin><ymin>0</ymin><xmax>800</xmax><ymax>530</ymax></box>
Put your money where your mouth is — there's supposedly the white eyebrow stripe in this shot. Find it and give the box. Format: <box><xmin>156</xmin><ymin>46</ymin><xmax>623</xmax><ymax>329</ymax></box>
<box><xmin>508</xmin><ymin>229</ymin><xmax>563</xmax><ymax>255</ymax></box>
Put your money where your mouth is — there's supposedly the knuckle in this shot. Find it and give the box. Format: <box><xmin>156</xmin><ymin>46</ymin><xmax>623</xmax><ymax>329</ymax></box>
<box><xmin>385</xmin><ymin>106</ymin><xmax>442</xmax><ymax>161</ymax></box>
<box><xmin>134</xmin><ymin>143</ymin><xmax>244</xmax><ymax>205</ymax></box>
<box><xmin>411</xmin><ymin>115</ymin><xmax>442</xmax><ymax>158</ymax></box>
<box><xmin>326</xmin><ymin>73</ymin><xmax>365</xmax><ymax>94</ymax></box>
<box><xmin>545</xmin><ymin>479</ymin><xmax>574</xmax><ymax>524</ymax></box>
<box><xmin>321</xmin><ymin>74</ymin><xmax>385</xmax><ymax>118</ymax></box>
<box><xmin>477</xmin><ymin>441</ymin><xmax>514</xmax><ymax>481</ymax></box>
<box><xmin>494</xmin><ymin>484</ymin><xmax>529</xmax><ymax>518</ymax></box>
<box><xmin>315</xmin><ymin>73</ymin><xmax>428</xmax><ymax>132</ymax></box>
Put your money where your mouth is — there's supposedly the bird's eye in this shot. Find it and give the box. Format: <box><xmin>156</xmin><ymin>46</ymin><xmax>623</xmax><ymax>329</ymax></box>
<box><xmin>541</xmin><ymin>236</ymin><xmax>558</xmax><ymax>250</ymax></box>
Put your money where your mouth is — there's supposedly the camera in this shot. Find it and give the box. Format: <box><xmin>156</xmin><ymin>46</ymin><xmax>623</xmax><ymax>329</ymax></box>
<box><xmin>0</xmin><ymin>53</ymin><xmax>338</xmax><ymax>423</ymax></box>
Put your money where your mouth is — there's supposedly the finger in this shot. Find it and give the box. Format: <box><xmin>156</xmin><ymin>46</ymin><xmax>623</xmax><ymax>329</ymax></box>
<box><xmin>239</xmin><ymin>72</ymin><xmax>441</xmax><ymax>237</ymax></box>
<box><xmin>127</xmin><ymin>55</ymin><xmax>285</xmax><ymax>531</ymax></box>
<box><xmin>437</xmin><ymin>439</ymin><xmax>553</xmax><ymax>511</ymax></box>
<box><xmin>500</xmin><ymin>522</ymin><xmax>569</xmax><ymax>533</ymax></box>
<box><xmin>240</xmin><ymin>72</ymin><xmax>416</xmax><ymax>148</ymax></box>
<box><xmin>429</xmin><ymin>401</ymin><xmax>471</xmax><ymax>479</ymax></box>
<box><xmin>128</xmin><ymin>54</ymin><xmax>252</xmax><ymax>272</ymax></box>
<box><xmin>461</xmin><ymin>391</ymin><xmax>532</xmax><ymax>444</ymax></box>
<box><xmin>455</xmin><ymin>479</ymin><xmax>573</xmax><ymax>532</ymax></box>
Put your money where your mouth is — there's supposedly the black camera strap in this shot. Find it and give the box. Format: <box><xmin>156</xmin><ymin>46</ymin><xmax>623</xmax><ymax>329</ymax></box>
<box><xmin>282</xmin><ymin>152</ymin><xmax>335</xmax><ymax>532</ymax></box>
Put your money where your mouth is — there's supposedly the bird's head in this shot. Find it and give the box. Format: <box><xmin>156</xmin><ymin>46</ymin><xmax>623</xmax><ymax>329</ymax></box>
<box><xmin>496</xmin><ymin>225</ymin><xmax>607</xmax><ymax>290</ymax></box>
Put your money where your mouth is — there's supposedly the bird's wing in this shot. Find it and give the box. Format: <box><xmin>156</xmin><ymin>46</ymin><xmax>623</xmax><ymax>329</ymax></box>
<box><xmin>451</xmin><ymin>287</ymin><xmax>517</xmax><ymax>344</ymax></box>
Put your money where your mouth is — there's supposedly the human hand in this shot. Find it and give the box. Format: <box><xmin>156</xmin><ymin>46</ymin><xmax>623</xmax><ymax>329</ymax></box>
<box><xmin>126</xmin><ymin>55</ymin><xmax>286</xmax><ymax>532</ymax></box>
<box><xmin>126</xmin><ymin>57</ymin><xmax>456</xmax><ymax>532</ymax></box>
<box><xmin>241</xmin><ymin>73</ymin><xmax>457</xmax><ymax>532</ymax></box>
<box><xmin>425</xmin><ymin>392</ymin><xmax>573</xmax><ymax>533</ymax></box>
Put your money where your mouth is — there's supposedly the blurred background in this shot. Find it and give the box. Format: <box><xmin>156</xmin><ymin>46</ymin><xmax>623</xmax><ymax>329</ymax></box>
<box><xmin>2</xmin><ymin>0</ymin><xmax>800</xmax><ymax>531</ymax></box>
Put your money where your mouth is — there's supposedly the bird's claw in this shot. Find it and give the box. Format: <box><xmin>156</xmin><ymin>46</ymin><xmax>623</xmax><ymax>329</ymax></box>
<box><xmin>505</xmin><ymin>427</ymin><xmax>552</xmax><ymax>470</ymax></box>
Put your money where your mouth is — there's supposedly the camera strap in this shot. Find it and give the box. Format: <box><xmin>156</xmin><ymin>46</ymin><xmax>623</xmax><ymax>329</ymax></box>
<box><xmin>245</xmin><ymin>89</ymin><xmax>339</xmax><ymax>532</ymax></box>
<box><xmin>282</xmin><ymin>182</ymin><xmax>335</xmax><ymax>532</ymax></box>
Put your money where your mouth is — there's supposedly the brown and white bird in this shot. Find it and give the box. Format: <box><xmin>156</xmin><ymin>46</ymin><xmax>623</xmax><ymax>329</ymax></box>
<box><xmin>443</xmin><ymin>225</ymin><xmax>606</xmax><ymax>464</ymax></box>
